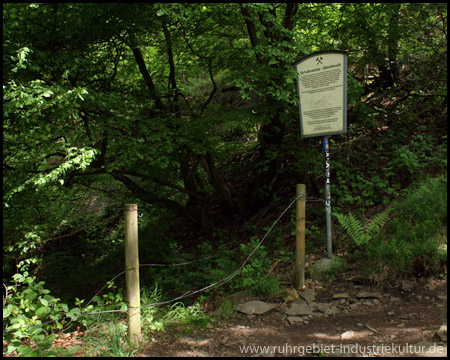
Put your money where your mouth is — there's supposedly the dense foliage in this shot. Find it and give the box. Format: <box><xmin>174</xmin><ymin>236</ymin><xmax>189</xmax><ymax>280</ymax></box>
<box><xmin>3</xmin><ymin>3</ymin><xmax>447</xmax><ymax>356</ymax></box>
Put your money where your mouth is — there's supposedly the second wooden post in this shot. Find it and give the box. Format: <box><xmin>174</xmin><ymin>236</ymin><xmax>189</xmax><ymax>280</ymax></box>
<box><xmin>294</xmin><ymin>184</ymin><xmax>306</xmax><ymax>289</ymax></box>
<box><xmin>124</xmin><ymin>204</ymin><xmax>141</xmax><ymax>346</ymax></box>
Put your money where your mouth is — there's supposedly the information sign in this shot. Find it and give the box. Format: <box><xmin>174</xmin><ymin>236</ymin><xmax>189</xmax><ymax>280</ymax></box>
<box><xmin>295</xmin><ymin>50</ymin><xmax>348</xmax><ymax>138</ymax></box>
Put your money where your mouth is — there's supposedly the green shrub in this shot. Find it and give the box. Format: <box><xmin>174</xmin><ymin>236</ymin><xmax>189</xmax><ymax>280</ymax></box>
<box><xmin>3</xmin><ymin>272</ymin><xmax>81</xmax><ymax>357</ymax></box>
<box><xmin>3</xmin><ymin>269</ymin><xmax>129</xmax><ymax>357</ymax></box>
<box><xmin>367</xmin><ymin>176</ymin><xmax>447</xmax><ymax>277</ymax></box>
<box><xmin>248</xmin><ymin>275</ymin><xmax>280</xmax><ymax>298</ymax></box>
<box><xmin>231</xmin><ymin>238</ymin><xmax>279</xmax><ymax>298</ymax></box>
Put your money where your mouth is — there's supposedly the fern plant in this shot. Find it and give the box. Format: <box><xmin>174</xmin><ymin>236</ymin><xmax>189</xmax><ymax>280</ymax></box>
<box><xmin>333</xmin><ymin>208</ymin><xmax>393</xmax><ymax>246</ymax></box>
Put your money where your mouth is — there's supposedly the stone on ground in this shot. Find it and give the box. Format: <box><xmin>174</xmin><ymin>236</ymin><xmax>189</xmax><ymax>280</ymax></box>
<box><xmin>436</xmin><ymin>325</ymin><xmax>447</xmax><ymax>342</ymax></box>
<box><xmin>356</xmin><ymin>291</ymin><xmax>381</xmax><ymax>299</ymax></box>
<box><xmin>280</xmin><ymin>302</ymin><xmax>312</xmax><ymax>316</ymax></box>
<box><xmin>341</xmin><ymin>330</ymin><xmax>356</xmax><ymax>340</ymax></box>
<box><xmin>300</xmin><ymin>288</ymin><xmax>315</xmax><ymax>304</ymax></box>
<box><xmin>226</xmin><ymin>290</ymin><xmax>251</xmax><ymax>305</ymax></box>
<box><xmin>237</xmin><ymin>301</ymin><xmax>277</xmax><ymax>315</ymax></box>
<box><xmin>401</xmin><ymin>280</ymin><xmax>414</xmax><ymax>291</ymax></box>
<box><xmin>308</xmin><ymin>258</ymin><xmax>334</xmax><ymax>280</ymax></box>
<box><xmin>332</xmin><ymin>293</ymin><xmax>349</xmax><ymax>300</ymax></box>
<box><xmin>287</xmin><ymin>316</ymin><xmax>303</xmax><ymax>325</ymax></box>
<box><xmin>308</xmin><ymin>256</ymin><xmax>344</xmax><ymax>280</ymax></box>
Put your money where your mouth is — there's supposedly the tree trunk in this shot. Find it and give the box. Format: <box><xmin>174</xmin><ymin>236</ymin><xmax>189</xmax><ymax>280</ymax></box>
<box><xmin>252</xmin><ymin>100</ymin><xmax>285</xmax><ymax>205</ymax></box>
<box><xmin>198</xmin><ymin>152</ymin><xmax>244</xmax><ymax>215</ymax></box>
<box><xmin>239</xmin><ymin>4</ymin><xmax>297</xmax><ymax>205</ymax></box>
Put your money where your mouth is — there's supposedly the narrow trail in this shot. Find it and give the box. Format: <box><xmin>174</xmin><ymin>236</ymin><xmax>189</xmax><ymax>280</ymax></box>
<box><xmin>137</xmin><ymin>276</ymin><xmax>447</xmax><ymax>357</ymax></box>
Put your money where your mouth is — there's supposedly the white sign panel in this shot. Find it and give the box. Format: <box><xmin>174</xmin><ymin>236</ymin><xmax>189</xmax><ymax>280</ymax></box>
<box><xmin>295</xmin><ymin>51</ymin><xmax>347</xmax><ymax>138</ymax></box>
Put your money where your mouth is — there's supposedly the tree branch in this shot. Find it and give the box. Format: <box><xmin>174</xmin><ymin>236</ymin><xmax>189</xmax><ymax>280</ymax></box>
<box><xmin>116</xmin><ymin>169</ymin><xmax>204</xmax><ymax>201</ymax></box>
<box><xmin>283</xmin><ymin>3</ymin><xmax>298</xmax><ymax>31</ymax></box>
<box><xmin>128</xmin><ymin>35</ymin><xmax>165</xmax><ymax>111</ymax></box>
<box><xmin>200</xmin><ymin>62</ymin><xmax>218</xmax><ymax>115</ymax></box>
<box><xmin>240</xmin><ymin>4</ymin><xmax>266</xmax><ymax>65</ymax></box>
<box><xmin>110</xmin><ymin>171</ymin><xmax>200</xmax><ymax>226</ymax></box>
<box><xmin>79</xmin><ymin>111</ymin><xmax>92</xmax><ymax>141</ymax></box>
<box><xmin>162</xmin><ymin>23</ymin><xmax>177</xmax><ymax>96</ymax></box>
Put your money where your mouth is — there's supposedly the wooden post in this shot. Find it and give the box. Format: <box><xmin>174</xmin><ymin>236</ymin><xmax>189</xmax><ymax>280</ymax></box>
<box><xmin>124</xmin><ymin>204</ymin><xmax>141</xmax><ymax>345</ymax></box>
<box><xmin>294</xmin><ymin>184</ymin><xmax>306</xmax><ymax>289</ymax></box>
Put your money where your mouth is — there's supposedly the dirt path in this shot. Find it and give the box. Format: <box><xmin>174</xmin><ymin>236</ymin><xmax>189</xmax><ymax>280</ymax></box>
<box><xmin>137</xmin><ymin>277</ymin><xmax>447</xmax><ymax>357</ymax></box>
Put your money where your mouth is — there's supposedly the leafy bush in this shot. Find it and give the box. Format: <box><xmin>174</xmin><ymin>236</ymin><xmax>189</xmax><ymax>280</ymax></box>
<box><xmin>248</xmin><ymin>275</ymin><xmax>280</xmax><ymax>298</ymax></box>
<box><xmin>231</xmin><ymin>238</ymin><xmax>280</xmax><ymax>298</ymax></box>
<box><xmin>3</xmin><ymin>270</ymin><xmax>128</xmax><ymax>357</ymax></box>
<box><xmin>366</xmin><ymin>176</ymin><xmax>447</xmax><ymax>278</ymax></box>
<box><xmin>3</xmin><ymin>272</ymin><xmax>81</xmax><ymax>357</ymax></box>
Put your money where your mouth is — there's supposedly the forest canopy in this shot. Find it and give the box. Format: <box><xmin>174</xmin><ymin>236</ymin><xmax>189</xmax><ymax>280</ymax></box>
<box><xmin>3</xmin><ymin>3</ymin><xmax>447</xmax><ymax>356</ymax></box>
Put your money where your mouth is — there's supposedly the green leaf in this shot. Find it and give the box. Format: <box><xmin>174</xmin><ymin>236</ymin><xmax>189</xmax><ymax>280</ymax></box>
<box><xmin>3</xmin><ymin>305</ymin><xmax>13</xmax><ymax>319</ymax></box>
<box><xmin>18</xmin><ymin>346</ymin><xmax>37</xmax><ymax>357</ymax></box>
<box><xmin>35</xmin><ymin>306</ymin><xmax>51</xmax><ymax>316</ymax></box>
<box><xmin>67</xmin><ymin>307</ymin><xmax>81</xmax><ymax>318</ymax></box>
<box><xmin>13</xmin><ymin>273</ymin><xmax>24</xmax><ymax>282</ymax></box>
<box><xmin>23</xmin><ymin>288</ymin><xmax>38</xmax><ymax>301</ymax></box>
<box><xmin>42</xmin><ymin>90</ymin><xmax>53</xmax><ymax>98</ymax></box>
<box><xmin>29</xmin><ymin>327</ymin><xmax>43</xmax><ymax>336</ymax></box>
<box><xmin>40</xmin><ymin>298</ymin><xmax>49</xmax><ymax>307</ymax></box>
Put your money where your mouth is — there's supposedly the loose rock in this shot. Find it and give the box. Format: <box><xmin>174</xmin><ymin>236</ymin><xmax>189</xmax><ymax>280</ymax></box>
<box><xmin>341</xmin><ymin>330</ymin><xmax>356</xmax><ymax>340</ymax></box>
<box><xmin>332</xmin><ymin>293</ymin><xmax>349</xmax><ymax>300</ymax></box>
<box><xmin>401</xmin><ymin>280</ymin><xmax>414</xmax><ymax>291</ymax></box>
<box><xmin>436</xmin><ymin>325</ymin><xmax>447</xmax><ymax>342</ymax></box>
<box><xmin>314</xmin><ymin>303</ymin><xmax>330</xmax><ymax>313</ymax></box>
<box><xmin>237</xmin><ymin>301</ymin><xmax>277</xmax><ymax>315</ymax></box>
<box><xmin>308</xmin><ymin>257</ymin><xmax>334</xmax><ymax>280</ymax></box>
<box><xmin>300</xmin><ymin>289</ymin><xmax>315</xmax><ymax>304</ymax></box>
<box><xmin>287</xmin><ymin>316</ymin><xmax>303</xmax><ymax>325</ymax></box>
<box><xmin>324</xmin><ymin>306</ymin><xmax>339</xmax><ymax>316</ymax></box>
<box><xmin>356</xmin><ymin>291</ymin><xmax>381</xmax><ymax>299</ymax></box>
<box><xmin>281</xmin><ymin>303</ymin><xmax>313</xmax><ymax>316</ymax></box>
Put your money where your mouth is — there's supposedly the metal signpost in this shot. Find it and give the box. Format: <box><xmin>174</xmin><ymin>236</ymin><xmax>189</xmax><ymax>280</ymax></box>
<box><xmin>294</xmin><ymin>50</ymin><xmax>348</xmax><ymax>259</ymax></box>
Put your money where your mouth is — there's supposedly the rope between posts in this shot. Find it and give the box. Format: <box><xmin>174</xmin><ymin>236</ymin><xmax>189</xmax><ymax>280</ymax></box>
<box><xmin>137</xmin><ymin>192</ymin><xmax>304</xmax><ymax>310</ymax></box>
<box><xmin>4</xmin><ymin>191</ymin><xmax>320</xmax><ymax>333</ymax></box>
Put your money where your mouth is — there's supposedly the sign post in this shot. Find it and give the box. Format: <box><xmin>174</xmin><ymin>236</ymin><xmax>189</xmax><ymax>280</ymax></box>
<box><xmin>294</xmin><ymin>50</ymin><xmax>348</xmax><ymax>259</ymax></box>
<box><xmin>323</xmin><ymin>136</ymin><xmax>332</xmax><ymax>258</ymax></box>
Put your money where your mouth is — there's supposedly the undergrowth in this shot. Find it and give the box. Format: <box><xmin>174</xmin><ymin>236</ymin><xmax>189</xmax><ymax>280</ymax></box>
<box><xmin>335</xmin><ymin>175</ymin><xmax>447</xmax><ymax>283</ymax></box>
<box><xmin>366</xmin><ymin>175</ymin><xmax>447</xmax><ymax>281</ymax></box>
<box><xmin>4</xmin><ymin>175</ymin><xmax>446</xmax><ymax>356</ymax></box>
